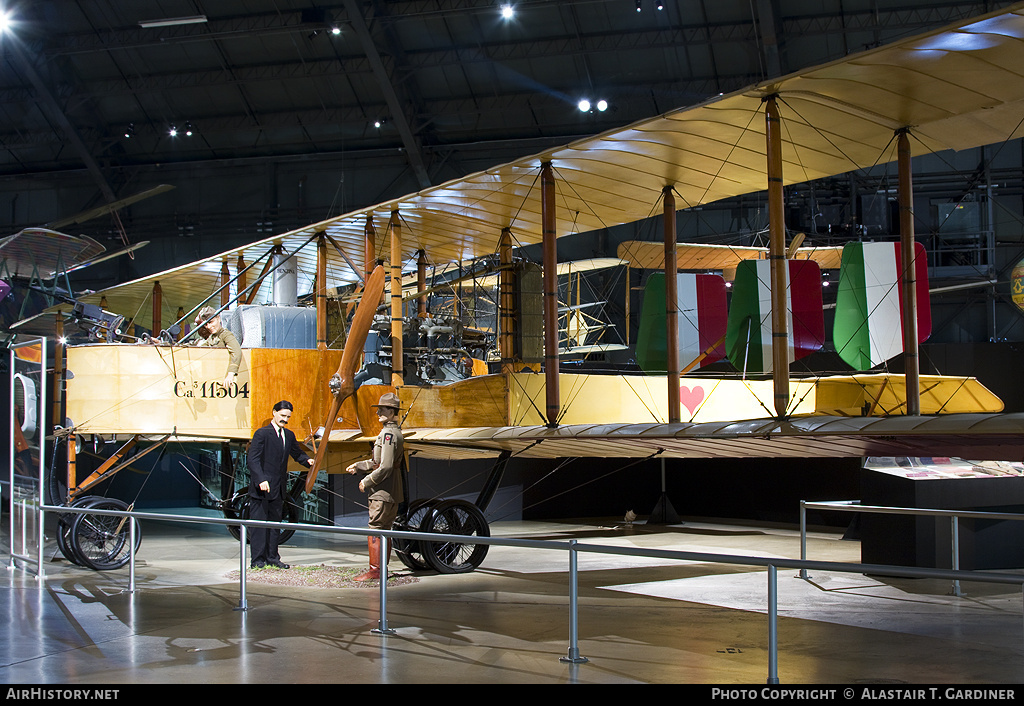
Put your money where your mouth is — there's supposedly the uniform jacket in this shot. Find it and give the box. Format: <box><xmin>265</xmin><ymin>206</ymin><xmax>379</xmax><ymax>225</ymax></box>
<box><xmin>198</xmin><ymin>327</ymin><xmax>242</xmax><ymax>374</ymax></box>
<box><xmin>247</xmin><ymin>423</ymin><xmax>311</xmax><ymax>499</ymax></box>
<box><xmin>351</xmin><ymin>421</ymin><xmax>405</xmax><ymax>504</ymax></box>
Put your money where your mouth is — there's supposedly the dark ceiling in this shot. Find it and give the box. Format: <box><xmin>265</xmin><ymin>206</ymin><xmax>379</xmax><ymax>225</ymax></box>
<box><xmin>0</xmin><ymin>0</ymin><xmax>1018</xmax><ymax>283</ymax></box>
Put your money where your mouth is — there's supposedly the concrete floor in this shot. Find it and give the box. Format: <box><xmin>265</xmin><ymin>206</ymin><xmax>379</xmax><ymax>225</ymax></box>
<box><xmin>3</xmin><ymin>510</ymin><xmax>1024</xmax><ymax>685</ymax></box>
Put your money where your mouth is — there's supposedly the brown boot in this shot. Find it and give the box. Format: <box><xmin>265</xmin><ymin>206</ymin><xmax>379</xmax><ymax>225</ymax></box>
<box><xmin>353</xmin><ymin>537</ymin><xmax>380</xmax><ymax>582</ymax></box>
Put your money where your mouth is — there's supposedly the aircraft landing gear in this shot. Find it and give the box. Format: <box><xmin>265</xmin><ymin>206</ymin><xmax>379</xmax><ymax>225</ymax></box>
<box><xmin>56</xmin><ymin>495</ymin><xmax>142</xmax><ymax>571</ymax></box>
<box><xmin>393</xmin><ymin>498</ymin><xmax>490</xmax><ymax>574</ymax></box>
<box><xmin>392</xmin><ymin>451</ymin><xmax>507</xmax><ymax>575</ymax></box>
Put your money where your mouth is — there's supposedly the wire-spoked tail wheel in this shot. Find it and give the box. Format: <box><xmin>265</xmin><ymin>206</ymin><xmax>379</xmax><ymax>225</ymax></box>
<box><xmin>224</xmin><ymin>495</ymin><xmax>299</xmax><ymax>544</ymax></box>
<box><xmin>68</xmin><ymin>497</ymin><xmax>142</xmax><ymax>571</ymax></box>
<box><xmin>421</xmin><ymin>499</ymin><xmax>489</xmax><ymax>574</ymax></box>
<box><xmin>393</xmin><ymin>498</ymin><xmax>441</xmax><ymax>571</ymax></box>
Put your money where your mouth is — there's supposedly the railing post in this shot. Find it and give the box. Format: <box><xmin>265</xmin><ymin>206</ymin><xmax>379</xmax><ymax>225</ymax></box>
<box><xmin>372</xmin><ymin>533</ymin><xmax>396</xmax><ymax>636</ymax></box>
<box><xmin>128</xmin><ymin>516</ymin><xmax>137</xmax><ymax>593</ymax></box>
<box><xmin>951</xmin><ymin>516</ymin><xmax>962</xmax><ymax>597</ymax></box>
<box><xmin>235</xmin><ymin>524</ymin><xmax>249</xmax><ymax>612</ymax></box>
<box><xmin>560</xmin><ymin>539</ymin><xmax>589</xmax><ymax>664</ymax></box>
<box><xmin>35</xmin><ymin>500</ymin><xmax>45</xmax><ymax>581</ymax></box>
<box><xmin>767</xmin><ymin>564</ymin><xmax>779</xmax><ymax>684</ymax></box>
<box><xmin>799</xmin><ymin>500</ymin><xmax>809</xmax><ymax>580</ymax></box>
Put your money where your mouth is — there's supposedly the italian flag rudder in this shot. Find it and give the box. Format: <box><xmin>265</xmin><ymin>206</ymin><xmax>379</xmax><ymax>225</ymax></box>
<box><xmin>833</xmin><ymin>241</ymin><xmax>931</xmax><ymax>370</ymax></box>
<box><xmin>725</xmin><ymin>259</ymin><xmax>824</xmax><ymax>374</ymax></box>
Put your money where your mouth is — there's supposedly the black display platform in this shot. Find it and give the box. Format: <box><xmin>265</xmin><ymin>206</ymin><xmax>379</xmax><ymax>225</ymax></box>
<box><xmin>860</xmin><ymin>461</ymin><xmax>1024</xmax><ymax>570</ymax></box>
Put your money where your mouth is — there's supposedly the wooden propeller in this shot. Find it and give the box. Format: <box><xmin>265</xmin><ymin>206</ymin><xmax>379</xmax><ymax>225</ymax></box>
<box><xmin>305</xmin><ymin>265</ymin><xmax>386</xmax><ymax>493</ymax></box>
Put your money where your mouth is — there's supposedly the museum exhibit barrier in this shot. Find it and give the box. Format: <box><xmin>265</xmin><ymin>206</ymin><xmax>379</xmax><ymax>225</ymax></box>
<box><xmin>799</xmin><ymin>499</ymin><xmax>1024</xmax><ymax>597</ymax></box>
<box><xmin>7</xmin><ymin>338</ymin><xmax>46</xmax><ymax>575</ymax></box>
<box><xmin>9</xmin><ymin>503</ymin><xmax>1024</xmax><ymax>684</ymax></box>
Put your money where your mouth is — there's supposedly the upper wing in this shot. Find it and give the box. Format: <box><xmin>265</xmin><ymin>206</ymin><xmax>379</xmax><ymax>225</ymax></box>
<box><xmin>0</xmin><ymin>228</ymin><xmax>106</xmax><ymax>280</ymax></box>
<box><xmin>81</xmin><ymin>5</ymin><xmax>1024</xmax><ymax>332</ymax></box>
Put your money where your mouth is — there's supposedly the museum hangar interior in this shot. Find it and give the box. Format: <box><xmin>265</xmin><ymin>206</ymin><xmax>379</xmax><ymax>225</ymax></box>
<box><xmin>4</xmin><ymin>0</ymin><xmax>1024</xmax><ymax>685</ymax></box>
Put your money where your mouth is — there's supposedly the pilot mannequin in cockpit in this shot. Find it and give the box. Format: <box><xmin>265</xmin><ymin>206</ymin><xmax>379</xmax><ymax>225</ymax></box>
<box><xmin>193</xmin><ymin>306</ymin><xmax>242</xmax><ymax>389</ymax></box>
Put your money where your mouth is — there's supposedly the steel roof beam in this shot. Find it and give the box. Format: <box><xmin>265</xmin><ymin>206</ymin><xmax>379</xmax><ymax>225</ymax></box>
<box><xmin>343</xmin><ymin>0</ymin><xmax>431</xmax><ymax>190</ymax></box>
<box><xmin>4</xmin><ymin>41</ymin><xmax>117</xmax><ymax>205</ymax></box>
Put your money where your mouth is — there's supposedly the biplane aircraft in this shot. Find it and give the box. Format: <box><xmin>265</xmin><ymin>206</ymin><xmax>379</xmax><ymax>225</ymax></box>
<box><xmin>2</xmin><ymin>186</ymin><xmax>175</xmax><ymax>513</ymax></box>
<box><xmin>36</xmin><ymin>4</ymin><xmax>1024</xmax><ymax>574</ymax></box>
<box><xmin>0</xmin><ymin>184</ymin><xmax>176</xmax><ymax>341</ymax></box>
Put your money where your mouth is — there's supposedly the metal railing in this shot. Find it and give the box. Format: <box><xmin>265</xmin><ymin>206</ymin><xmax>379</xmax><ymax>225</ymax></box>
<box><xmin>800</xmin><ymin>499</ymin><xmax>1024</xmax><ymax>596</ymax></box>
<box><xmin>8</xmin><ymin>502</ymin><xmax>1024</xmax><ymax>684</ymax></box>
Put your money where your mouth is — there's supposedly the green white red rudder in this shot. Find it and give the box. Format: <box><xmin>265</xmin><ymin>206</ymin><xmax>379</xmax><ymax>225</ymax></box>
<box><xmin>833</xmin><ymin>241</ymin><xmax>931</xmax><ymax>370</ymax></box>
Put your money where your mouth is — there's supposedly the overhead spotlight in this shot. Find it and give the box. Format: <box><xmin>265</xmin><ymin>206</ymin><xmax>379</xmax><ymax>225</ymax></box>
<box><xmin>123</xmin><ymin>123</ymin><xmax>134</xmax><ymax>139</ymax></box>
<box><xmin>657</xmin><ymin>1</ymin><xmax>664</xmax><ymax>9</ymax></box>
<box><xmin>0</xmin><ymin>10</ymin><xmax>13</xmax><ymax>34</ymax></box>
<box><xmin>636</xmin><ymin>0</ymin><xmax>642</xmax><ymax>12</ymax></box>
<box><xmin>596</xmin><ymin>99</ymin><xmax>608</xmax><ymax>112</ymax></box>
<box><xmin>184</xmin><ymin>122</ymin><xmax>194</xmax><ymax>136</ymax></box>
<box><xmin>331</xmin><ymin>26</ymin><xmax>341</xmax><ymax>35</ymax></box>
<box><xmin>373</xmin><ymin>119</ymin><xmax>384</xmax><ymax>129</ymax></box>
<box><xmin>501</xmin><ymin>4</ymin><xmax>515</xmax><ymax>19</ymax></box>
<box><xmin>169</xmin><ymin>126</ymin><xmax>178</xmax><ymax>137</ymax></box>
<box><xmin>577</xmin><ymin>99</ymin><xmax>591</xmax><ymax>112</ymax></box>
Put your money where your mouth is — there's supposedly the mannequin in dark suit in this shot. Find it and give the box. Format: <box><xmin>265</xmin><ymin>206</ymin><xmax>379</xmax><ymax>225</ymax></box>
<box><xmin>247</xmin><ymin>400</ymin><xmax>313</xmax><ymax>568</ymax></box>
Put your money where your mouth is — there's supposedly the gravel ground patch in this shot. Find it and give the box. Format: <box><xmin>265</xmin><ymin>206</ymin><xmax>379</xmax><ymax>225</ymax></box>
<box><xmin>227</xmin><ymin>563</ymin><xmax>420</xmax><ymax>588</ymax></box>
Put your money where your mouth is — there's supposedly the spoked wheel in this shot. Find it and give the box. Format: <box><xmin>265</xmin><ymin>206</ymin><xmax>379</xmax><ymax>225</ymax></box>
<box><xmin>393</xmin><ymin>498</ymin><xmax>441</xmax><ymax>571</ymax></box>
<box><xmin>225</xmin><ymin>495</ymin><xmax>298</xmax><ymax>544</ymax></box>
<box><xmin>68</xmin><ymin>497</ymin><xmax>142</xmax><ymax>571</ymax></box>
<box><xmin>421</xmin><ymin>499</ymin><xmax>489</xmax><ymax>574</ymax></box>
<box><xmin>56</xmin><ymin>495</ymin><xmax>108</xmax><ymax>566</ymax></box>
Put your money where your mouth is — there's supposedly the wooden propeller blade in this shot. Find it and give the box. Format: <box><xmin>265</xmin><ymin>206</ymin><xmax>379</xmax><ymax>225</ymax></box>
<box><xmin>305</xmin><ymin>265</ymin><xmax>385</xmax><ymax>494</ymax></box>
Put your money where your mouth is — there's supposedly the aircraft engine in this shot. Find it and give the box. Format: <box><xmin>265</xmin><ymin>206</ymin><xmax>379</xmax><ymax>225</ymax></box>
<box><xmin>359</xmin><ymin>313</ymin><xmax>481</xmax><ymax>386</ymax></box>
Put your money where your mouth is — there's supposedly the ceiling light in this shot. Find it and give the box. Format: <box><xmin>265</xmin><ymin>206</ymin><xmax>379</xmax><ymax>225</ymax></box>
<box><xmin>578</xmin><ymin>99</ymin><xmax>591</xmax><ymax>112</ymax></box>
<box><xmin>184</xmin><ymin>122</ymin><xmax>194</xmax><ymax>137</ymax></box>
<box><xmin>596</xmin><ymin>99</ymin><xmax>608</xmax><ymax>112</ymax></box>
<box><xmin>636</xmin><ymin>1</ymin><xmax>642</xmax><ymax>12</ymax></box>
<box><xmin>0</xmin><ymin>10</ymin><xmax>13</xmax><ymax>33</ymax></box>
<box><xmin>138</xmin><ymin>15</ymin><xmax>208</xmax><ymax>29</ymax></box>
<box><xmin>124</xmin><ymin>123</ymin><xmax>134</xmax><ymax>139</ymax></box>
<box><xmin>331</xmin><ymin>26</ymin><xmax>341</xmax><ymax>35</ymax></box>
<box><xmin>374</xmin><ymin>119</ymin><xmax>383</xmax><ymax>129</ymax></box>
<box><xmin>657</xmin><ymin>1</ymin><xmax>664</xmax><ymax>9</ymax></box>
<box><xmin>169</xmin><ymin>126</ymin><xmax>178</xmax><ymax>137</ymax></box>
<box><xmin>501</xmin><ymin>4</ymin><xmax>515</xmax><ymax>19</ymax></box>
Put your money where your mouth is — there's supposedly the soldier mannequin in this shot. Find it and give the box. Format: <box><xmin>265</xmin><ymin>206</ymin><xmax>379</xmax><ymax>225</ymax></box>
<box><xmin>345</xmin><ymin>392</ymin><xmax>405</xmax><ymax>582</ymax></box>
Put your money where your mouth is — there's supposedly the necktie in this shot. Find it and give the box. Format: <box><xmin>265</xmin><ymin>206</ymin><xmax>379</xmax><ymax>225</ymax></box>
<box><xmin>278</xmin><ymin>427</ymin><xmax>286</xmax><ymax>449</ymax></box>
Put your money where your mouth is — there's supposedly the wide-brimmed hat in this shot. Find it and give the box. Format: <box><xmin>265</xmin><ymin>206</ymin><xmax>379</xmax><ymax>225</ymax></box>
<box><xmin>371</xmin><ymin>392</ymin><xmax>402</xmax><ymax>410</ymax></box>
<box><xmin>197</xmin><ymin>306</ymin><xmax>218</xmax><ymax>322</ymax></box>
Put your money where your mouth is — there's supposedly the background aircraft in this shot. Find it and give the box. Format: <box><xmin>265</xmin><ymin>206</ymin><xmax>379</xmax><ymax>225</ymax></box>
<box><xmin>0</xmin><ymin>185</ymin><xmax>175</xmax><ymax>341</ymax></box>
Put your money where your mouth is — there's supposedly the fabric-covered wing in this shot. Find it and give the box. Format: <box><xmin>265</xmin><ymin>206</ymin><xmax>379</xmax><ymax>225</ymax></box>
<box><xmin>402</xmin><ymin>413</ymin><xmax>1024</xmax><ymax>462</ymax></box>
<box><xmin>80</xmin><ymin>6</ymin><xmax>1024</xmax><ymax>333</ymax></box>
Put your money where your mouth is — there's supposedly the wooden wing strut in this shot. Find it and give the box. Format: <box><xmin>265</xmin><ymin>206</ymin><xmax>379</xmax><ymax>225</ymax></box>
<box><xmin>305</xmin><ymin>265</ymin><xmax>386</xmax><ymax>493</ymax></box>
